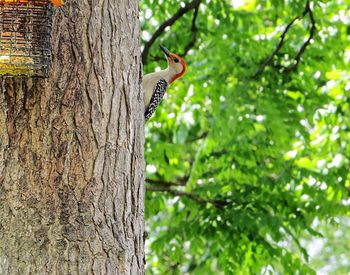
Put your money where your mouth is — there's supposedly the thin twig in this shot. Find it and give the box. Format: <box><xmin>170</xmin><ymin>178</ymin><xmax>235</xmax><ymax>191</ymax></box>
<box><xmin>283</xmin><ymin>1</ymin><xmax>316</xmax><ymax>73</ymax></box>
<box><xmin>182</xmin><ymin>0</ymin><xmax>201</xmax><ymax>56</ymax></box>
<box><xmin>253</xmin><ymin>0</ymin><xmax>316</xmax><ymax>79</ymax></box>
<box><xmin>147</xmin><ymin>175</ymin><xmax>189</xmax><ymax>187</ymax></box>
<box><xmin>253</xmin><ymin>16</ymin><xmax>299</xmax><ymax>79</ymax></box>
<box><xmin>186</xmin><ymin>131</ymin><xmax>208</xmax><ymax>143</ymax></box>
<box><xmin>142</xmin><ymin>0</ymin><xmax>201</xmax><ymax>65</ymax></box>
<box><xmin>147</xmin><ymin>185</ymin><xmax>228</xmax><ymax>208</ymax></box>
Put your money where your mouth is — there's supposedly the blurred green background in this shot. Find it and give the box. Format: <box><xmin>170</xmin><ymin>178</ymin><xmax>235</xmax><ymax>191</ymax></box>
<box><xmin>141</xmin><ymin>0</ymin><xmax>350</xmax><ymax>273</ymax></box>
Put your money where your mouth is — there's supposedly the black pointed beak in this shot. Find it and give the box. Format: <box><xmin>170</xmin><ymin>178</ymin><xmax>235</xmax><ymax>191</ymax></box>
<box><xmin>159</xmin><ymin>45</ymin><xmax>171</xmax><ymax>57</ymax></box>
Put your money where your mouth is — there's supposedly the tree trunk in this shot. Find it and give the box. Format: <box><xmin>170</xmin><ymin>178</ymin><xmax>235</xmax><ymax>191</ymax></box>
<box><xmin>0</xmin><ymin>1</ymin><xmax>144</xmax><ymax>274</ymax></box>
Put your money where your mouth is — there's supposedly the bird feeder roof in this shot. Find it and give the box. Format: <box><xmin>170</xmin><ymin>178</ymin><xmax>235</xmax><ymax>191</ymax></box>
<box><xmin>0</xmin><ymin>0</ymin><xmax>63</xmax><ymax>6</ymax></box>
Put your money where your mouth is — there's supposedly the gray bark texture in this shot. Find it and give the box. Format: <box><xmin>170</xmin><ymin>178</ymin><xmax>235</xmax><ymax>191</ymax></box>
<box><xmin>0</xmin><ymin>0</ymin><xmax>144</xmax><ymax>274</ymax></box>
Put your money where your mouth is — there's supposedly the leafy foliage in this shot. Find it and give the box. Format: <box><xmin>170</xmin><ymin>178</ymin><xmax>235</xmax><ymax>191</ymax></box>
<box><xmin>141</xmin><ymin>0</ymin><xmax>350</xmax><ymax>273</ymax></box>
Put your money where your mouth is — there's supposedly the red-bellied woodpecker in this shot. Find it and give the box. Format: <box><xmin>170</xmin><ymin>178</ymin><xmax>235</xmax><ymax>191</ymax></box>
<box><xmin>143</xmin><ymin>45</ymin><xmax>186</xmax><ymax>121</ymax></box>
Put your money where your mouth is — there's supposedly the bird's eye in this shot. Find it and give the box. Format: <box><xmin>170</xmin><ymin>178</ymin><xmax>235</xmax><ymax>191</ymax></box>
<box><xmin>174</xmin><ymin>58</ymin><xmax>179</xmax><ymax>63</ymax></box>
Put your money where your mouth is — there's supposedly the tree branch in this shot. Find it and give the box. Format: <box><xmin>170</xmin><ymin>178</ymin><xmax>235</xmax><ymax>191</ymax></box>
<box><xmin>186</xmin><ymin>131</ymin><xmax>208</xmax><ymax>143</ymax></box>
<box><xmin>182</xmin><ymin>0</ymin><xmax>201</xmax><ymax>56</ymax></box>
<box><xmin>253</xmin><ymin>0</ymin><xmax>316</xmax><ymax>79</ymax></box>
<box><xmin>282</xmin><ymin>1</ymin><xmax>316</xmax><ymax>74</ymax></box>
<box><xmin>147</xmin><ymin>175</ymin><xmax>189</xmax><ymax>187</ymax></box>
<box><xmin>147</xmin><ymin>185</ymin><xmax>228</xmax><ymax>209</ymax></box>
<box><xmin>253</xmin><ymin>16</ymin><xmax>299</xmax><ymax>79</ymax></box>
<box><xmin>141</xmin><ymin>0</ymin><xmax>202</xmax><ymax>65</ymax></box>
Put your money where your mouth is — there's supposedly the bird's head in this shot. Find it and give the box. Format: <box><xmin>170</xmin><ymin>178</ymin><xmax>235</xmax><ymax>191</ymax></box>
<box><xmin>160</xmin><ymin>45</ymin><xmax>186</xmax><ymax>84</ymax></box>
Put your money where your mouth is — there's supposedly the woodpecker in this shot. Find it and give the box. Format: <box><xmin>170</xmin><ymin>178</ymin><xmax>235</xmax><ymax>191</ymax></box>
<box><xmin>143</xmin><ymin>45</ymin><xmax>186</xmax><ymax>121</ymax></box>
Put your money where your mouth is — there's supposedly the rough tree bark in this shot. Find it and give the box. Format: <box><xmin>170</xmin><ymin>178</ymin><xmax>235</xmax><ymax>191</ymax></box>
<box><xmin>0</xmin><ymin>1</ymin><xmax>144</xmax><ymax>274</ymax></box>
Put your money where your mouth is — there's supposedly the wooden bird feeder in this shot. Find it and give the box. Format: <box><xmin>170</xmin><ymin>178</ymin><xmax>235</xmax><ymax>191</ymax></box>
<box><xmin>0</xmin><ymin>0</ymin><xmax>63</xmax><ymax>77</ymax></box>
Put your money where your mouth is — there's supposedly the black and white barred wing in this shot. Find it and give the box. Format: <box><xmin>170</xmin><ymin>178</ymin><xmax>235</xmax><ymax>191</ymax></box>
<box><xmin>145</xmin><ymin>79</ymin><xmax>168</xmax><ymax>121</ymax></box>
